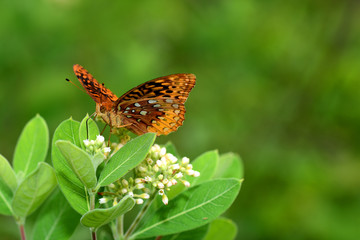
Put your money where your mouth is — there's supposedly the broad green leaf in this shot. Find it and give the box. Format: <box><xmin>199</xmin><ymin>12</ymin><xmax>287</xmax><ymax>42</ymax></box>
<box><xmin>213</xmin><ymin>153</ymin><xmax>243</xmax><ymax>179</ymax></box>
<box><xmin>56</xmin><ymin>141</ymin><xmax>97</xmax><ymax>189</ymax></box>
<box><xmin>133</xmin><ymin>178</ymin><xmax>242</xmax><ymax>238</ymax></box>
<box><xmin>80</xmin><ymin>195</ymin><xmax>135</xmax><ymax>229</ymax></box>
<box><xmin>164</xmin><ymin>142</ymin><xmax>180</xmax><ymax>158</ymax></box>
<box><xmin>0</xmin><ymin>154</ymin><xmax>17</xmax><ymax>191</ymax></box>
<box><xmin>98</xmin><ymin>133</ymin><xmax>156</xmax><ymax>187</ymax></box>
<box><xmin>13</xmin><ymin>115</ymin><xmax>49</xmax><ymax>177</ymax></box>
<box><xmin>168</xmin><ymin>150</ymin><xmax>219</xmax><ymax>200</ymax></box>
<box><xmin>203</xmin><ymin>217</ymin><xmax>237</xmax><ymax>240</ymax></box>
<box><xmin>0</xmin><ymin>180</ymin><xmax>14</xmax><ymax>215</ymax></box>
<box><xmin>12</xmin><ymin>162</ymin><xmax>57</xmax><ymax>217</ymax></box>
<box><xmin>32</xmin><ymin>188</ymin><xmax>81</xmax><ymax>240</ymax></box>
<box><xmin>52</xmin><ymin>118</ymin><xmax>89</xmax><ymax>214</ymax></box>
<box><xmin>92</xmin><ymin>152</ymin><xmax>106</xmax><ymax>170</ymax></box>
<box><xmin>162</xmin><ymin>224</ymin><xmax>209</xmax><ymax>240</ymax></box>
<box><xmin>79</xmin><ymin>115</ymin><xmax>100</xmax><ymax>149</ymax></box>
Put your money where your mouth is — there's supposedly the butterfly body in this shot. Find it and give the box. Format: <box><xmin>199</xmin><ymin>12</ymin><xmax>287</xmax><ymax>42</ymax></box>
<box><xmin>73</xmin><ymin>64</ymin><xmax>195</xmax><ymax>136</ymax></box>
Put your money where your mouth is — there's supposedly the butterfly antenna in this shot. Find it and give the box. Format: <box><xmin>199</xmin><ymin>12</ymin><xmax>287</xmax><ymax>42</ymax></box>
<box><xmin>65</xmin><ymin>78</ymin><xmax>88</xmax><ymax>94</ymax></box>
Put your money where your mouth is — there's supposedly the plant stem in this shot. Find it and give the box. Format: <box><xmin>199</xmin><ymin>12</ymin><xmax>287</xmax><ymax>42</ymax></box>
<box><xmin>124</xmin><ymin>198</ymin><xmax>154</xmax><ymax>239</ymax></box>
<box><xmin>91</xmin><ymin>230</ymin><xmax>97</xmax><ymax>240</ymax></box>
<box><xmin>89</xmin><ymin>191</ymin><xmax>97</xmax><ymax>240</ymax></box>
<box><xmin>19</xmin><ymin>224</ymin><xmax>26</xmax><ymax>240</ymax></box>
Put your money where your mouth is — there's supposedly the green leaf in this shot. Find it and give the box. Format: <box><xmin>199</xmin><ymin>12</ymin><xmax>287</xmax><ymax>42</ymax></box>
<box><xmin>98</xmin><ymin>133</ymin><xmax>156</xmax><ymax>187</ymax></box>
<box><xmin>213</xmin><ymin>153</ymin><xmax>243</xmax><ymax>179</ymax></box>
<box><xmin>203</xmin><ymin>217</ymin><xmax>237</xmax><ymax>240</ymax></box>
<box><xmin>56</xmin><ymin>140</ymin><xmax>97</xmax><ymax>189</ymax></box>
<box><xmin>0</xmin><ymin>180</ymin><xmax>14</xmax><ymax>215</ymax></box>
<box><xmin>168</xmin><ymin>150</ymin><xmax>219</xmax><ymax>200</ymax></box>
<box><xmin>80</xmin><ymin>195</ymin><xmax>135</xmax><ymax>229</ymax></box>
<box><xmin>79</xmin><ymin>115</ymin><xmax>100</xmax><ymax>149</ymax></box>
<box><xmin>92</xmin><ymin>151</ymin><xmax>106</xmax><ymax>170</ymax></box>
<box><xmin>52</xmin><ymin>118</ymin><xmax>89</xmax><ymax>214</ymax></box>
<box><xmin>0</xmin><ymin>154</ymin><xmax>17</xmax><ymax>191</ymax></box>
<box><xmin>162</xmin><ymin>224</ymin><xmax>209</xmax><ymax>240</ymax></box>
<box><xmin>12</xmin><ymin>162</ymin><xmax>57</xmax><ymax>218</ymax></box>
<box><xmin>32</xmin><ymin>188</ymin><xmax>81</xmax><ymax>240</ymax></box>
<box><xmin>13</xmin><ymin>114</ymin><xmax>49</xmax><ymax>178</ymax></box>
<box><xmin>133</xmin><ymin>178</ymin><xmax>242</xmax><ymax>238</ymax></box>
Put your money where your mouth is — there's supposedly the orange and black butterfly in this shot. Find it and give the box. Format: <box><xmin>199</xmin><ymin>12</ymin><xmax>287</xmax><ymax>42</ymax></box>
<box><xmin>72</xmin><ymin>64</ymin><xmax>196</xmax><ymax>136</ymax></box>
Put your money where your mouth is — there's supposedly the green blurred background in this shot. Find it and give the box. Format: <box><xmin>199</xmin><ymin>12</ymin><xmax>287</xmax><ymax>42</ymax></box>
<box><xmin>1</xmin><ymin>0</ymin><xmax>360</xmax><ymax>239</ymax></box>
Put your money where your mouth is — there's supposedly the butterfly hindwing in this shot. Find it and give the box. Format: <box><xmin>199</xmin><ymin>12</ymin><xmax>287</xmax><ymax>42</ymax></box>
<box><xmin>115</xmin><ymin>74</ymin><xmax>195</xmax><ymax>135</ymax></box>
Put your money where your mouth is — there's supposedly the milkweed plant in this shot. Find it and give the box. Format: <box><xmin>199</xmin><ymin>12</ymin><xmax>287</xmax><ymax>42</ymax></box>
<box><xmin>0</xmin><ymin>114</ymin><xmax>243</xmax><ymax>240</ymax></box>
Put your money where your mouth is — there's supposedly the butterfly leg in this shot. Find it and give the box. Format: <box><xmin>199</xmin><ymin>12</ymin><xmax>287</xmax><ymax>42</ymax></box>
<box><xmin>100</xmin><ymin>124</ymin><xmax>108</xmax><ymax>135</ymax></box>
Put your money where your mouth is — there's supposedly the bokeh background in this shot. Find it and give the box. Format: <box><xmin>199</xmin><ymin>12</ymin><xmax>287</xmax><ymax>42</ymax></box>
<box><xmin>1</xmin><ymin>0</ymin><xmax>360</xmax><ymax>239</ymax></box>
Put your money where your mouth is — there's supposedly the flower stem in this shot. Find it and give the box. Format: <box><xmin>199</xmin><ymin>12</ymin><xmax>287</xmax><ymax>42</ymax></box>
<box><xmin>91</xmin><ymin>230</ymin><xmax>97</xmax><ymax>240</ymax></box>
<box><xmin>124</xmin><ymin>198</ymin><xmax>154</xmax><ymax>239</ymax></box>
<box><xmin>89</xmin><ymin>191</ymin><xmax>97</xmax><ymax>240</ymax></box>
<box><xmin>19</xmin><ymin>224</ymin><xmax>26</xmax><ymax>240</ymax></box>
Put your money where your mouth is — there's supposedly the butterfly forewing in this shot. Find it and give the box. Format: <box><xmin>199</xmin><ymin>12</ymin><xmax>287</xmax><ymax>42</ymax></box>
<box><xmin>115</xmin><ymin>74</ymin><xmax>196</xmax><ymax>136</ymax></box>
<box><xmin>73</xmin><ymin>64</ymin><xmax>117</xmax><ymax>110</ymax></box>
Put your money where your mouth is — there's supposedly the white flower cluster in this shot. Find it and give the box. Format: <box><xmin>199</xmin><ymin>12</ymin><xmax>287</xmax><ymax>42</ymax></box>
<box><xmin>83</xmin><ymin>135</ymin><xmax>111</xmax><ymax>156</ymax></box>
<box><xmin>135</xmin><ymin>144</ymin><xmax>200</xmax><ymax>205</ymax></box>
<box><xmin>98</xmin><ymin>144</ymin><xmax>200</xmax><ymax>206</ymax></box>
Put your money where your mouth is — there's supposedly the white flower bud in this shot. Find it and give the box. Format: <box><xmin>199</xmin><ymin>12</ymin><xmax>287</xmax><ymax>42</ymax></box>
<box><xmin>121</xmin><ymin>188</ymin><xmax>128</xmax><ymax>194</ymax></box>
<box><xmin>186</xmin><ymin>169</ymin><xmax>195</xmax><ymax>176</ymax></box>
<box><xmin>160</xmin><ymin>147</ymin><xmax>166</xmax><ymax>156</ymax></box>
<box><xmin>83</xmin><ymin>139</ymin><xmax>90</xmax><ymax>147</ymax></box>
<box><xmin>171</xmin><ymin>179</ymin><xmax>177</xmax><ymax>185</ymax></box>
<box><xmin>138</xmin><ymin>166</ymin><xmax>147</xmax><ymax>172</ymax></box>
<box><xmin>157</xmin><ymin>182</ymin><xmax>165</xmax><ymax>189</ymax></box>
<box><xmin>122</xmin><ymin>179</ymin><xmax>129</xmax><ymax>187</ymax></box>
<box><xmin>139</xmin><ymin>193</ymin><xmax>150</xmax><ymax>199</ymax></box>
<box><xmin>163</xmin><ymin>179</ymin><xmax>169</xmax><ymax>184</ymax></box>
<box><xmin>182</xmin><ymin>180</ymin><xmax>190</xmax><ymax>187</ymax></box>
<box><xmin>182</xmin><ymin>157</ymin><xmax>190</xmax><ymax>165</ymax></box>
<box><xmin>175</xmin><ymin>172</ymin><xmax>183</xmax><ymax>178</ymax></box>
<box><xmin>103</xmin><ymin>147</ymin><xmax>111</xmax><ymax>153</ymax></box>
<box><xmin>167</xmin><ymin>153</ymin><xmax>178</xmax><ymax>163</ymax></box>
<box><xmin>186</xmin><ymin>164</ymin><xmax>193</xmax><ymax>170</ymax></box>
<box><xmin>193</xmin><ymin>171</ymin><xmax>200</xmax><ymax>177</ymax></box>
<box><xmin>96</xmin><ymin>135</ymin><xmax>105</xmax><ymax>144</ymax></box>
<box><xmin>136</xmin><ymin>199</ymin><xmax>144</xmax><ymax>204</ymax></box>
<box><xmin>108</xmin><ymin>183</ymin><xmax>115</xmax><ymax>188</ymax></box>
<box><xmin>136</xmin><ymin>183</ymin><xmax>145</xmax><ymax>189</ymax></box>
<box><xmin>135</xmin><ymin>178</ymin><xmax>143</xmax><ymax>184</ymax></box>
<box><xmin>166</xmin><ymin>181</ymin><xmax>173</xmax><ymax>188</ymax></box>
<box><xmin>158</xmin><ymin>174</ymin><xmax>164</xmax><ymax>180</ymax></box>
<box><xmin>99</xmin><ymin>197</ymin><xmax>108</xmax><ymax>204</ymax></box>
<box><xmin>158</xmin><ymin>189</ymin><xmax>165</xmax><ymax>195</ymax></box>
<box><xmin>144</xmin><ymin>176</ymin><xmax>152</xmax><ymax>182</ymax></box>
<box><xmin>153</xmin><ymin>165</ymin><xmax>160</xmax><ymax>172</ymax></box>
<box><xmin>162</xmin><ymin>194</ymin><xmax>168</xmax><ymax>205</ymax></box>
<box><xmin>171</xmin><ymin>164</ymin><xmax>180</xmax><ymax>170</ymax></box>
<box><xmin>128</xmin><ymin>191</ymin><xmax>134</xmax><ymax>197</ymax></box>
<box><xmin>156</xmin><ymin>160</ymin><xmax>163</xmax><ymax>167</ymax></box>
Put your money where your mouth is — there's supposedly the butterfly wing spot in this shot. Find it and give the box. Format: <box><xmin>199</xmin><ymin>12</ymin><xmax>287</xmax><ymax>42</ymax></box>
<box><xmin>174</xmin><ymin>110</ymin><xmax>181</xmax><ymax>114</ymax></box>
<box><xmin>148</xmin><ymin>100</ymin><xmax>157</xmax><ymax>104</ymax></box>
<box><xmin>153</xmin><ymin>104</ymin><xmax>161</xmax><ymax>107</ymax></box>
<box><xmin>172</xmin><ymin>104</ymin><xmax>179</xmax><ymax>108</ymax></box>
<box><xmin>134</xmin><ymin>103</ymin><xmax>141</xmax><ymax>107</ymax></box>
<box><xmin>126</xmin><ymin>107</ymin><xmax>130</xmax><ymax>110</ymax></box>
<box><xmin>174</xmin><ymin>116</ymin><xmax>180</xmax><ymax>121</ymax></box>
<box><xmin>165</xmin><ymin>99</ymin><xmax>173</xmax><ymax>103</ymax></box>
<box><xmin>140</xmin><ymin>111</ymin><xmax>147</xmax><ymax>116</ymax></box>
<box><xmin>131</xmin><ymin>110</ymin><xmax>135</xmax><ymax>113</ymax></box>
<box><xmin>127</xmin><ymin>115</ymin><xmax>132</xmax><ymax>118</ymax></box>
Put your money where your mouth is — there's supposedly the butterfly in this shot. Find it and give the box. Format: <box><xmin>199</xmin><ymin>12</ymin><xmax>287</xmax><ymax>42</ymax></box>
<box><xmin>72</xmin><ymin>64</ymin><xmax>196</xmax><ymax>136</ymax></box>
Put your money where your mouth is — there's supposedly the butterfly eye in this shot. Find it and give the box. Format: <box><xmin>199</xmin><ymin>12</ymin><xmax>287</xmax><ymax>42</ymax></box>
<box><xmin>100</xmin><ymin>106</ymin><xmax>106</xmax><ymax>113</ymax></box>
